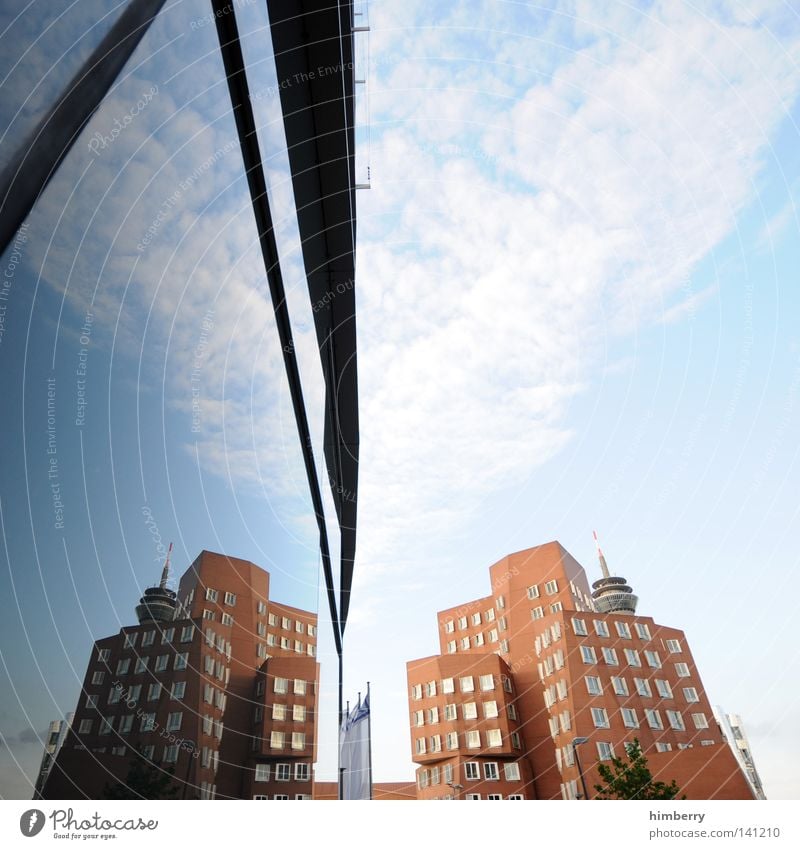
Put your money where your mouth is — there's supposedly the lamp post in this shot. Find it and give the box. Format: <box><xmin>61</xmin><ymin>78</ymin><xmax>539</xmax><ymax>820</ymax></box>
<box><xmin>447</xmin><ymin>782</ymin><xmax>463</xmax><ymax>800</ymax></box>
<box><xmin>572</xmin><ymin>736</ymin><xmax>590</xmax><ymax>800</ymax></box>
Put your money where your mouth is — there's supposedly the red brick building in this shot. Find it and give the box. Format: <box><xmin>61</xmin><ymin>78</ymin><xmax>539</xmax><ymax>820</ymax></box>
<box><xmin>407</xmin><ymin>541</ymin><xmax>755</xmax><ymax>800</ymax></box>
<box><xmin>42</xmin><ymin>550</ymin><xmax>319</xmax><ymax>800</ymax></box>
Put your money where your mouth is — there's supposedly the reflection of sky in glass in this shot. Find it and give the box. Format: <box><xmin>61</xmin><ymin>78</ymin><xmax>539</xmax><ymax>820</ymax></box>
<box><xmin>1</xmin><ymin>0</ymin><xmax>800</xmax><ymax>800</ymax></box>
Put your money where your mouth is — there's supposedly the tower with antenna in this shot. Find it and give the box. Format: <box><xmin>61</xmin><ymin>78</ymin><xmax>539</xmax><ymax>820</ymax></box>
<box><xmin>590</xmin><ymin>531</ymin><xmax>638</xmax><ymax>615</ymax></box>
<box><xmin>134</xmin><ymin>542</ymin><xmax>178</xmax><ymax>624</ymax></box>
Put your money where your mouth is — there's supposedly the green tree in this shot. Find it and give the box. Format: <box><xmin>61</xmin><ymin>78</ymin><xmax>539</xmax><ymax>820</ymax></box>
<box><xmin>593</xmin><ymin>738</ymin><xmax>685</xmax><ymax>800</ymax></box>
<box><xmin>103</xmin><ymin>755</ymin><xmax>179</xmax><ymax>800</ymax></box>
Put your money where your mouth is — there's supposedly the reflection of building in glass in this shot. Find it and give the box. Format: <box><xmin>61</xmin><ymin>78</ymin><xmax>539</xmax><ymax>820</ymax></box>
<box><xmin>715</xmin><ymin>708</ymin><xmax>767</xmax><ymax>799</ymax></box>
<box><xmin>33</xmin><ymin>715</ymin><xmax>73</xmax><ymax>799</ymax></box>
<box><xmin>40</xmin><ymin>551</ymin><xmax>319</xmax><ymax>800</ymax></box>
<box><xmin>407</xmin><ymin>540</ymin><xmax>756</xmax><ymax>800</ymax></box>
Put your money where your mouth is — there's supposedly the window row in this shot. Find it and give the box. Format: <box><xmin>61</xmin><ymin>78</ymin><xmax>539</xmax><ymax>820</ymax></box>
<box><xmin>253</xmin><ymin>794</ymin><xmax>312</xmax><ymax>800</ymax></box>
<box><xmin>412</xmin><ymin>700</ymin><xmax>518</xmax><ymax>725</ymax></box>
<box><xmin>78</xmin><ymin>710</ymin><xmax>184</xmax><ymax>736</ymax></box>
<box><xmin>530</xmin><ymin>601</ymin><xmax>564</xmax><ymax>620</ymax></box>
<box><xmin>414</xmin><ymin>729</ymin><xmax>521</xmax><ymax>754</ymax></box>
<box><xmin>526</xmin><ymin>579</ymin><xmax>559</xmax><ymax>600</ymax></box>
<box><xmin>204</xmin><ymin>588</ymin><xmax>237</xmax><ymax>606</ymax></box>
<box><xmin>263</xmin><ymin>634</ymin><xmax>316</xmax><ymax>655</ymax></box>
<box><xmin>571</xmin><ymin>618</ymin><xmax>653</xmax><ymax>641</ymax></box>
<box><xmin>267</xmin><ymin>731</ymin><xmax>306</xmax><ymax>750</ymax></box>
<box><xmin>579</xmin><ymin>645</ymin><xmax>662</xmax><ymax>668</ymax></box>
<box><xmin>118</xmin><ymin>625</ymin><xmax>194</xmax><ymax>653</ymax></box>
<box><xmin>98</xmin><ymin>680</ymin><xmax>186</xmax><ymax>706</ymax></box>
<box><xmin>411</xmin><ymin>674</ymin><xmax>512</xmax><ymax>700</ymax></box>
<box><xmin>583</xmin><ymin>675</ymin><xmax>700</xmax><ymax>702</ymax></box>
<box><xmin>444</xmin><ymin>608</ymin><xmax>497</xmax><ymax>633</ymax></box>
<box><xmin>254</xmin><ymin>762</ymin><xmax>310</xmax><ymax>782</ymax></box>
<box><xmin>265</xmin><ymin>613</ymin><xmax>316</xmax><ymax>636</ymax></box>
<box><xmin>258</xmin><ymin>703</ymin><xmax>307</xmax><ymax>723</ymax></box>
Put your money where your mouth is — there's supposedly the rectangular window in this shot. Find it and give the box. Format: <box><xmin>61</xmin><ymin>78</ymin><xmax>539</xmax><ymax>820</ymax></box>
<box><xmin>645</xmin><ymin>709</ymin><xmax>663</xmax><ymax>730</ymax></box>
<box><xmin>427</xmin><ymin>706</ymin><xmax>439</xmax><ymax>724</ymax></box>
<box><xmin>503</xmin><ymin>763</ymin><xmax>520</xmax><ymax>781</ymax></box>
<box><xmin>291</xmin><ymin>732</ymin><xmax>305</xmax><ymax>750</ymax></box>
<box><xmin>270</xmin><ymin>731</ymin><xmax>285</xmax><ymax>749</ymax></box>
<box><xmin>508</xmin><ymin>703</ymin><xmax>517</xmax><ymax>720</ymax></box>
<box><xmin>127</xmin><ymin>684</ymin><xmax>141</xmax><ymax>702</ymax></box>
<box><xmin>483</xmin><ymin>701</ymin><xmax>499</xmax><ymax>719</ymax></box>
<box><xmin>268</xmin><ymin>613</ymin><xmax>277</xmax><ymax>626</ymax></box>
<box><xmin>108</xmin><ymin>687</ymin><xmax>121</xmax><ymax>705</ymax></box>
<box><xmin>444</xmin><ymin>703</ymin><xmax>457</xmax><ymax>721</ymax></box>
<box><xmin>651</xmin><ymin>678</ymin><xmax>671</xmax><ymax>699</ymax></box>
<box><xmin>530</xmin><ymin>606</ymin><xmax>544</xmax><ymax>621</ymax></box>
<box><xmin>98</xmin><ymin>717</ymin><xmax>113</xmax><ymax>736</ymax></box>
<box><xmin>459</xmin><ymin>636</ymin><xmax>470</xmax><ymax>650</ymax></box>
<box><xmin>415</xmin><ymin>737</ymin><xmax>426</xmax><ymax>755</ymax></box>
<box><xmin>622</xmin><ymin>708</ymin><xmax>639</xmax><ymax>728</ymax></box>
<box><xmin>597</xmin><ymin>741</ymin><xmax>614</xmax><ymax>761</ymax></box>
<box><xmin>466</xmin><ymin>730</ymin><xmax>481</xmax><ymax>749</ymax></box>
<box><xmin>473</xmin><ymin>633</ymin><xmax>485</xmax><ymax>647</ymax></box>
<box><xmin>257</xmin><ymin>600</ymin><xmax>267</xmax><ymax>615</ymax></box>
<box><xmin>572</xmin><ymin>618</ymin><xmax>588</xmax><ymax>636</ymax></box>
<box><xmin>479</xmin><ymin>674</ymin><xmax>495</xmax><ymax>691</ymax></box>
<box><xmin>611</xmin><ymin>676</ymin><xmax>628</xmax><ymax>696</ymax></box>
<box><xmin>511</xmin><ymin>731</ymin><xmax>521</xmax><ymax>750</ymax></box>
<box><xmin>429</xmin><ymin>735</ymin><xmax>441</xmax><ymax>753</ymax></box>
<box><xmin>180</xmin><ymin>626</ymin><xmax>193</xmax><ymax>643</ymax></box>
<box><xmin>581</xmin><ymin>645</ymin><xmax>597</xmax><ymax>664</ymax></box>
<box><xmin>411</xmin><ymin>683</ymin><xmax>422</xmax><ymax>700</ymax></box>
<box><xmin>203</xmin><ymin>684</ymin><xmax>214</xmax><ymax>704</ymax></box>
<box><xmin>205</xmin><ymin>588</ymin><xmax>218</xmax><ymax>602</ymax></box>
<box><xmin>602</xmin><ymin>647</ymin><xmax>618</xmax><ymax>665</ymax></box>
<box><xmin>527</xmin><ymin>584</ymin><xmax>540</xmax><ymax>599</ymax></box>
<box><xmin>675</xmin><ymin>662</ymin><xmax>690</xmax><ymax>677</ymax></box>
<box><xmin>465</xmin><ymin>762</ymin><xmax>480</xmax><ymax>780</ymax></box>
<box><xmin>166</xmin><ymin>712</ymin><xmax>182</xmax><ymax>731</ymax></box>
<box><xmin>174</xmin><ymin>652</ymin><xmax>188</xmax><ymax>670</ymax></box>
<box><xmin>559</xmin><ymin>711</ymin><xmax>571</xmax><ymax>733</ymax></box>
<box><xmin>486</xmin><ymin>729</ymin><xmax>502</xmax><ymax>748</ymax></box>
<box><xmin>140</xmin><ymin>713</ymin><xmax>156</xmax><ymax>732</ymax></box>
<box><xmin>458</xmin><ymin>616</ymin><xmax>467</xmax><ymax>630</ymax></box>
<box><xmin>118</xmin><ymin>715</ymin><xmax>133</xmax><ymax>734</ymax></box>
<box><xmin>594</xmin><ymin>620</ymin><xmax>609</xmax><ymax>637</ymax></box>
<box><xmin>85</xmin><ymin>694</ymin><xmax>97</xmax><ymax>709</ymax></box>
<box><xmin>171</xmin><ymin>681</ymin><xmax>186</xmax><ymax>700</ymax></box>
<box><xmin>683</xmin><ymin>687</ymin><xmax>700</xmax><ymax>703</ymax></box>
<box><xmin>645</xmin><ymin>650</ymin><xmax>661</xmax><ymax>668</ymax></box>
<box><xmin>635</xmin><ymin>623</ymin><xmax>651</xmax><ymax>640</ymax></box>
<box><xmin>463</xmin><ymin>702</ymin><xmax>478</xmax><ymax>720</ymax></box>
<box><xmin>550</xmin><ymin>602</ymin><xmax>563</xmax><ymax>613</ymax></box>
<box><xmin>484</xmin><ymin>762</ymin><xmax>499</xmax><ymax>780</ymax></box>
<box><xmin>425</xmin><ymin>681</ymin><xmax>437</xmax><ymax>698</ymax></box>
<box><xmin>591</xmin><ymin>708</ymin><xmax>610</xmax><ymax>728</ymax></box>
<box><xmin>273</xmin><ymin>704</ymin><xmax>287</xmax><ymax>721</ymax></box>
<box><xmin>134</xmin><ymin>657</ymin><xmax>149</xmax><ymax>674</ymax></box>
<box><xmin>616</xmin><ymin>621</ymin><xmax>631</xmax><ymax>639</ymax></box>
<box><xmin>78</xmin><ymin>718</ymin><xmax>93</xmax><ymax>735</ymax></box>
<box><xmin>635</xmin><ymin>677</ymin><xmax>652</xmax><ymax>697</ymax></box>
<box><xmin>123</xmin><ymin>633</ymin><xmax>137</xmax><ymax>649</ymax></box>
<box><xmin>585</xmin><ymin>676</ymin><xmax>602</xmax><ymax>696</ymax></box>
<box><xmin>116</xmin><ymin>659</ymin><xmax>130</xmax><ymax>676</ymax></box>
<box><xmin>154</xmin><ymin>654</ymin><xmax>168</xmax><ymax>672</ymax></box>
<box><xmin>460</xmin><ymin>676</ymin><xmax>474</xmax><ymax>693</ymax></box>
<box><xmin>274</xmin><ymin>677</ymin><xmax>288</xmax><ymax>694</ymax></box>
<box><xmin>160</xmin><ymin>627</ymin><xmax>175</xmax><ymax>644</ymax></box>
<box><xmin>666</xmin><ymin>639</ymin><xmax>682</xmax><ymax>653</ymax></box>
<box><xmin>91</xmin><ymin>671</ymin><xmax>105</xmax><ymax>685</ymax></box>
<box><xmin>544</xmin><ymin>579</ymin><xmax>558</xmax><ymax>595</ymax></box>
<box><xmin>292</xmin><ymin>704</ymin><xmax>305</xmax><ymax>723</ymax></box>
<box><xmin>254</xmin><ymin>763</ymin><xmax>270</xmax><ymax>782</ymax></box>
<box><xmin>624</xmin><ymin>649</ymin><xmax>641</xmax><ymax>667</ymax></box>
<box><xmin>444</xmin><ymin>620</ymin><xmax>454</xmax><ymax>633</ymax></box>
<box><xmin>274</xmin><ymin>763</ymin><xmax>291</xmax><ymax>781</ymax></box>
<box><xmin>471</xmin><ymin>612</ymin><xmax>482</xmax><ymax>626</ymax></box>
<box><xmin>223</xmin><ymin>591</ymin><xmax>236</xmax><ymax>606</ymax></box>
<box><xmin>447</xmin><ymin>640</ymin><xmax>457</xmax><ymax>654</ymax></box>
<box><xmin>446</xmin><ymin>732</ymin><xmax>458</xmax><ymax>750</ymax></box>
<box><xmin>692</xmin><ymin>712</ymin><xmax>709</xmax><ymax>729</ymax></box>
<box><xmin>656</xmin><ymin>742</ymin><xmax>673</xmax><ymax>753</ymax></box>
<box><xmin>667</xmin><ymin>710</ymin><xmax>685</xmax><ymax>731</ymax></box>
<box><xmin>147</xmin><ymin>683</ymin><xmax>161</xmax><ymax>702</ymax></box>
<box><xmin>295</xmin><ymin>763</ymin><xmax>310</xmax><ymax>781</ymax></box>
<box><xmin>221</xmin><ymin>613</ymin><xmax>234</xmax><ymax>627</ymax></box>
<box><xmin>97</xmin><ymin>648</ymin><xmax>111</xmax><ymax>662</ymax></box>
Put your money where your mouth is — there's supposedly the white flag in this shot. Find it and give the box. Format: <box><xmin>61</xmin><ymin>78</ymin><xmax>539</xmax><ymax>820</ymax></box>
<box><xmin>339</xmin><ymin>693</ymin><xmax>371</xmax><ymax>800</ymax></box>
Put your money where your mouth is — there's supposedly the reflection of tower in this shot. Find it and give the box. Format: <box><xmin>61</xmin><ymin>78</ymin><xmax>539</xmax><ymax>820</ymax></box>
<box><xmin>135</xmin><ymin>542</ymin><xmax>177</xmax><ymax>624</ymax></box>
<box><xmin>590</xmin><ymin>531</ymin><xmax>638</xmax><ymax>615</ymax></box>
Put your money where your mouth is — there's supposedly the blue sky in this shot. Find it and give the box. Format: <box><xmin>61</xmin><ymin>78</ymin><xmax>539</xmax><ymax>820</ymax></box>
<box><xmin>1</xmin><ymin>0</ymin><xmax>799</xmax><ymax>800</ymax></box>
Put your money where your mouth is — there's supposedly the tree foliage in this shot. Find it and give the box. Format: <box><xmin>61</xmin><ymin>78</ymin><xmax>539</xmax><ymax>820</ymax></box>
<box><xmin>593</xmin><ymin>738</ymin><xmax>685</xmax><ymax>800</ymax></box>
<box><xmin>103</xmin><ymin>755</ymin><xmax>179</xmax><ymax>800</ymax></box>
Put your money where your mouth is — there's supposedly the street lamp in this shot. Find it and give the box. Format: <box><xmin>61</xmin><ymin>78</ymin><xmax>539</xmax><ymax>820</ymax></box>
<box><xmin>447</xmin><ymin>782</ymin><xmax>463</xmax><ymax>800</ymax></box>
<box><xmin>572</xmin><ymin>736</ymin><xmax>590</xmax><ymax>800</ymax></box>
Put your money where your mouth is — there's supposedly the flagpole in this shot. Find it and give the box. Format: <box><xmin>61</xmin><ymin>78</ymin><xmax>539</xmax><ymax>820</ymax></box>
<box><xmin>367</xmin><ymin>681</ymin><xmax>373</xmax><ymax>800</ymax></box>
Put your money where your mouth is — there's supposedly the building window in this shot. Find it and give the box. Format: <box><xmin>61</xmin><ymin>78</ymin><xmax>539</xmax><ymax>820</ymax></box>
<box><xmin>591</xmin><ymin>708</ymin><xmax>610</xmax><ymax>728</ymax></box>
<box><xmin>508</xmin><ymin>703</ymin><xmax>517</xmax><ymax>720</ymax></box>
<box><xmin>479</xmin><ymin>674</ymin><xmax>495</xmax><ymax>692</ymax></box>
<box><xmin>446</xmin><ymin>732</ymin><xmax>458</xmax><ymax>750</ymax></box>
<box><xmin>602</xmin><ymin>647</ymin><xmax>618</xmax><ymax>665</ymax></box>
<box><xmin>623</xmin><ymin>649</ymin><xmax>640</xmax><ymax>667</ymax></box>
<box><xmin>683</xmin><ymin>687</ymin><xmax>700</xmax><ymax>704</ymax></box>
<box><xmin>166</xmin><ymin>712</ymin><xmax>182</xmax><ymax>732</ymax></box>
<box><xmin>615</xmin><ymin>621</ymin><xmax>631</xmax><ymax>639</ymax></box>
<box><xmin>97</xmin><ymin>648</ymin><xmax>111</xmax><ymax>662</ymax></box>
<box><xmin>270</xmin><ymin>731</ymin><xmax>285</xmax><ymax>749</ymax></box>
<box><xmin>692</xmin><ymin>713</ymin><xmax>709</xmax><ymax>729</ymax></box>
<box><xmin>91</xmin><ymin>670</ymin><xmax>105</xmax><ymax>685</ymax></box>
<box><xmin>655</xmin><ymin>742</ymin><xmax>673</xmax><ymax>753</ymax></box>
<box><xmin>160</xmin><ymin>627</ymin><xmax>175</xmax><ymax>645</ymax></box>
<box><xmin>254</xmin><ymin>763</ymin><xmax>270</xmax><ymax>782</ymax></box>
<box><xmin>666</xmin><ymin>639</ymin><xmax>682</xmax><ymax>653</ymax></box>
<box><xmin>511</xmin><ymin>731</ymin><xmax>521</xmax><ymax>749</ymax></box>
<box><xmin>634</xmin><ymin>677</ymin><xmax>652</xmax><ymax>697</ymax></box>
<box><xmin>635</xmin><ymin>623</ymin><xmax>651</xmax><ymax>640</ymax></box>
<box><xmin>594</xmin><ymin>620</ymin><xmax>609</xmax><ymax>637</ymax></box>
<box><xmin>426</xmin><ymin>680</ymin><xmax>437</xmax><ymax>698</ymax></box>
<box><xmin>675</xmin><ymin>662</ymin><xmax>690</xmax><ymax>677</ymax></box>
<box><xmin>465</xmin><ymin>762</ymin><xmax>480</xmax><ymax>780</ymax></box>
<box><xmin>294</xmin><ymin>677</ymin><xmax>307</xmax><ymax>696</ymax></box>
<box><xmin>221</xmin><ymin>613</ymin><xmax>234</xmax><ymax>627</ymax></box>
<box><xmin>415</xmin><ymin>738</ymin><xmax>427</xmax><ymax>755</ymax></box>
<box><xmin>174</xmin><ymin>652</ymin><xmax>188</xmax><ymax>670</ymax></box>
<box><xmin>440</xmin><ymin>677</ymin><xmax>455</xmax><ymax>695</ymax></box>
<box><xmin>292</xmin><ymin>705</ymin><xmax>305</xmax><ymax>723</ymax></box>
<box><xmin>127</xmin><ymin>684</ymin><xmax>141</xmax><ymax>702</ymax></box>
<box><xmin>273</xmin><ymin>704</ymin><xmax>287</xmax><ymax>721</ymax></box>
<box><xmin>170</xmin><ymin>681</ymin><xmax>186</xmax><ymax>701</ymax></box>
<box><xmin>444</xmin><ymin>703</ymin><xmax>457</xmax><ymax>721</ymax></box>
<box><xmin>611</xmin><ymin>676</ymin><xmax>628</xmax><ymax>696</ymax></box>
<box><xmin>463</xmin><ymin>702</ymin><xmax>478</xmax><ymax>720</ymax></box>
<box><xmin>458</xmin><ymin>616</ymin><xmax>467</xmax><ymax>630</ymax></box>
<box><xmin>527</xmin><ymin>584</ymin><xmax>540</xmax><ymax>599</ymax></box>
<box><xmin>503</xmin><ymin>676</ymin><xmax>513</xmax><ymax>694</ymax></box>
<box><xmin>291</xmin><ymin>732</ymin><xmax>305</xmax><ymax>750</ymax></box>
<box><xmin>466</xmin><ymin>731</ymin><xmax>481</xmax><ymax>749</ymax></box>
<box><xmin>580</xmin><ymin>645</ymin><xmax>597</xmax><ymax>664</ymax></box>
<box><xmin>85</xmin><ymin>694</ymin><xmax>98</xmax><ymax>709</ymax></box>
<box><xmin>481</xmin><ymin>762</ymin><xmax>498</xmax><ymax>781</ymax></box>
<box><xmin>473</xmin><ymin>633</ymin><xmax>485</xmax><ymax>647</ymax></box>
<box><xmin>147</xmin><ymin>683</ymin><xmax>161</xmax><ymax>702</ymax></box>
<box><xmin>268</xmin><ymin>613</ymin><xmax>277</xmax><ymax>626</ymax></box>
<box><xmin>180</xmin><ymin>626</ymin><xmax>193</xmax><ymax>643</ymax></box>
<box><xmin>205</xmin><ymin>588</ymin><xmax>218</xmax><ymax>602</ymax></box>
<box><xmin>460</xmin><ymin>676</ymin><xmax>474</xmax><ymax>693</ymax></box>
<box><xmin>572</xmin><ymin>618</ymin><xmax>588</xmax><ymax>636</ymax></box>
<box><xmin>597</xmin><ymin>741</ymin><xmax>614</xmax><ymax>761</ymax></box>
<box><xmin>161</xmin><ymin>744</ymin><xmax>178</xmax><ymax>764</ymax></box>
<box><xmin>140</xmin><ymin>713</ymin><xmax>156</xmax><ymax>732</ymax></box>
<box><xmin>294</xmin><ymin>641</ymin><xmax>303</xmax><ymax>653</ymax></box>
<box><xmin>152</xmin><ymin>654</ymin><xmax>167</xmax><ymax>672</ymax></box>
<box><xmin>97</xmin><ymin>717</ymin><xmax>114</xmax><ymax>736</ymax></box>
<box><xmin>429</xmin><ymin>734</ymin><xmax>441</xmax><ymax>753</ymax></box>
<box><xmin>645</xmin><ymin>709</ymin><xmax>663</xmax><ymax>730</ymax></box>
<box><xmin>530</xmin><ymin>606</ymin><xmax>544</xmax><ymax>621</ymax></box>
<box><xmin>116</xmin><ymin>659</ymin><xmax>130</xmax><ymax>676</ymax></box>
<box><xmin>107</xmin><ymin>687</ymin><xmax>121</xmax><ymax>705</ymax></box>
<box><xmin>224</xmin><ymin>591</ymin><xmax>237</xmax><ymax>607</ymax></box>
<box><xmin>544</xmin><ymin>580</ymin><xmax>558</xmax><ymax>595</ymax></box>
<box><xmin>482</xmin><ymin>701</ymin><xmax>498</xmax><ymax>719</ymax></box>
<box><xmin>444</xmin><ymin>619</ymin><xmax>454</xmax><ymax>633</ymax></box>
<box><xmin>123</xmin><ymin>633</ymin><xmax>137</xmax><ymax>649</ymax></box>
<box><xmin>559</xmin><ymin>711</ymin><xmax>571</xmax><ymax>733</ymax></box>
<box><xmin>295</xmin><ymin>763</ymin><xmax>310</xmax><ymax>781</ymax></box>
<box><xmin>427</xmin><ymin>706</ymin><xmax>439</xmax><ymax>724</ymax></box>
<box><xmin>447</xmin><ymin>640</ymin><xmax>457</xmax><ymax>654</ymax></box>
<box><xmin>257</xmin><ymin>600</ymin><xmax>267</xmax><ymax>615</ymax></box>
<box><xmin>134</xmin><ymin>657</ymin><xmax>149</xmax><ymax>674</ymax></box>
<box><xmin>585</xmin><ymin>676</ymin><xmax>602</xmax><ymax>695</ymax></box>
<box><xmin>486</xmin><ymin>729</ymin><xmax>502</xmax><ymax>748</ymax></box>
<box><xmin>645</xmin><ymin>650</ymin><xmax>661</xmax><ymax>668</ymax></box>
<box><xmin>274</xmin><ymin>677</ymin><xmax>288</xmax><ymax>694</ymax></box>
<box><xmin>667</xmin><ymin>710</ymin><xmax>685</xmax><ymax>731</ymax></box>
<box><xmin>273</xmin><ymin>763</ymin><xmax>290</xmax><ymax>781</ymax></box>
<box><xmin>117</xmin><ymin>714</ymin><xmax>133</xmax><ymax>735</ymax></box>
<box><xmin>622</xmin><ymin>708</ymin><xmax>639</xmax><ymax>728</ymax></box>
<box><xmin>411</xmin><ymin>684</ymin><xmax>422</xmax><ymax>700</ymax></box>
